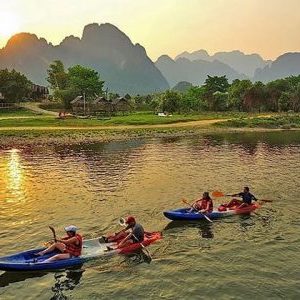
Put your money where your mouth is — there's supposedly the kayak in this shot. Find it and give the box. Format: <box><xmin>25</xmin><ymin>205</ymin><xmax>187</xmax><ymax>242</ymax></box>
<box><xmin>163</xmin><ymin>203</ymin><xmax>259</xmax><ymax>221</ymax></box>
<box><xmin>0</xmin><ymin>231</ymin><xmax>161</xmax><ymax>271</ymax></box>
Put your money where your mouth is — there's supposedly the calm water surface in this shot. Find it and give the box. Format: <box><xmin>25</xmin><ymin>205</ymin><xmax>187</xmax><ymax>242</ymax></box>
<box><xmin>0</xmin><ymin>131</ymin><xmax>300</xmax><ymax>299</ymax></box>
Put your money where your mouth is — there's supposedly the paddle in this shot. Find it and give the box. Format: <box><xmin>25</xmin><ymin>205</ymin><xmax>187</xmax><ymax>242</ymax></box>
<box><xmin>182</xmin><ymin>199</ymin><xmax>213</xmax><ymax>223</ymax></box>
<box><xmin>118</xmin><ymin>218</ymin><xmax>152</xmax><ymax>261</ymax></box>
<box><xmin>212</xmin><ymin>191</ymin><xmax>273</xmax><ymax>203</ymax></box>
<box><xmin>49</xmin><ymin>226</ymin><xmax>57</xmax><ymax>243</ymax></box>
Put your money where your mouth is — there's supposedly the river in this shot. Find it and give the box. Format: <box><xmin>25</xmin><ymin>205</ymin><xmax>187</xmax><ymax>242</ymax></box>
<box><xmin>0</xmin><ymin>131</ymin><xmax>299</xmax><ymax>299</ymax></box>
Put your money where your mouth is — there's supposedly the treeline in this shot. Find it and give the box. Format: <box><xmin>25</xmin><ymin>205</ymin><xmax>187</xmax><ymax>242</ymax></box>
<box><xmin>1</xmin><ymin>62</ymin><xmax>300</xmax><ymax>114</ymax></box>
<box><xmin>134</xmin><ymin>75</ymin><xmax>300</xmax><ymax>113</ymax></box>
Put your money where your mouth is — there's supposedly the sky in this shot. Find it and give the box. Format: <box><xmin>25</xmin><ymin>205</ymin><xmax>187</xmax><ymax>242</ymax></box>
<box><xmin>0</xmin><ymin>0</ymin><xmax>300</xmax><ymax>61</ymax></box>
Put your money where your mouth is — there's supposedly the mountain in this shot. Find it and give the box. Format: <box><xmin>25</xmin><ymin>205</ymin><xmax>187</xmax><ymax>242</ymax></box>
<box><xmin>172</xmin><ymin>81</ymin><xmax>193</xmax><ymax>92</ymax></box>
<box><xmin>254</xmin><ymin>53</ymin><xmax>300</xmax><ymax>82</ymax></box>
<box><xmin>176</xmin><ymin>50</ymin><xmax>270</xmax><ymax>77</ymax></box>
<box><xmin>0</xmin><ymin>23</ymin><xmax>169</xmax><ymax>95</ymax></box>
<box><xmin>155</xmin><ymin>55</ymin><xmax>245</xmax><ymax>87</ymax></box>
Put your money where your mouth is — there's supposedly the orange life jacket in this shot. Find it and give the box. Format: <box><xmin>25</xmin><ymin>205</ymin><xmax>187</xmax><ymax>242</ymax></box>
<box><xmin>195</xmin><ymin>198</ymin><xmax>213</xmax><ymax>212</ymax></box>
<box><xmin>65</xmin><ymin>234</ymin><xmax>82</xmax><ymax>257</ymax></box>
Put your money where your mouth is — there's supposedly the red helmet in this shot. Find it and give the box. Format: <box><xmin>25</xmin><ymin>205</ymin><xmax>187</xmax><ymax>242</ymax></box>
<box><xmin>125</xmin><ymin>216</ymin><xmax>136</xmax><ymax>224</ymax></box>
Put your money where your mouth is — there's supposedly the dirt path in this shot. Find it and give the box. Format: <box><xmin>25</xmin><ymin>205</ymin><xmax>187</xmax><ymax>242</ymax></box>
<box><xmin>19</xmin><ymin>102</ymin><xmax>57</xmax><ymax>116</ymax></box>
<box><xmin>0</xmin><ymin>118</ymin><xmax>228</xmax><ymax>131</ymax></box>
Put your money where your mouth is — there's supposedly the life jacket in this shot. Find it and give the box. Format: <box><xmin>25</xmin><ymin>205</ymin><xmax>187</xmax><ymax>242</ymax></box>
<box><xmin>65</xmin><ymin>234</ymin><xmax>82</xmax><ymax>257</ymax></box>
<box><xmin>195</xmin><ymin>198</ymin><xmax>213</xmax><ymax>212</ymax></box>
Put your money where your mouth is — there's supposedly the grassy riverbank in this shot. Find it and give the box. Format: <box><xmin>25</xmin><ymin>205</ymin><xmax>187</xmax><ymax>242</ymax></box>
<box><xmin>215</xmin><ymin>114</ymin><xmax>300</xmax><ymax>129</ymax></box>
<box><xmin>0</xmin><ymin>111</ymin><xmax>249</xmax><ymax>127</ymax></box>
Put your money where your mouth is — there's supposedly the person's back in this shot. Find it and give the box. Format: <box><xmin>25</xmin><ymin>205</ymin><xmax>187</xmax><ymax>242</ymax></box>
<box><xmin>132</xmin><ymin>223</ymin><xmax>144</xmax><ymax>242</ymax></box>
<box><xmin>237</xmin><ymin>187</ymin><xmax>257</xmax><ymax>205</ymax></box>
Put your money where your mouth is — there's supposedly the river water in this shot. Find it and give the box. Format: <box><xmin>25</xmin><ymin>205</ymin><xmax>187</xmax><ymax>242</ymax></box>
<box><xmin>0</xmin><ymin>131</ymin><xmax>299</xmax><ymax>299</ymax></box>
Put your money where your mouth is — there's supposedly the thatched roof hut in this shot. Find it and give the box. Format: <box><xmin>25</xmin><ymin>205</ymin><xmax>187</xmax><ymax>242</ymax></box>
<box><xmin>112</xmin><ymin>97</ymin><xmax>132</xmax><ymax>114</ymax></box>
<box><xmin>91</xmin><ymin>96</ymin><xmax>113</xmax><ymax>115</ymax></box>
<box><xmin>71</xmin><ymin>96</ymin><xmax>89</xmax><ymax>114</ymax></box>
<box><xmin>30</xmin><ymin>84</ymin><xmax>49</xmax><ymax>100</ymax></box>
<box><xmin>0</xmin><ymin>92</ymin><xmax>15</xmax><ymax>109</ymax></box>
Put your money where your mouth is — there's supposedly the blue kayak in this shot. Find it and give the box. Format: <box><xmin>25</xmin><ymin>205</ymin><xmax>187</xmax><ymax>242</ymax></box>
<box><xmin>0</xmin><ymin>232</ymin><xmax>161</xmax><ymax>271</ymax></box>
<box><xmin>163</xmin><ymin>204</ymin><xmax>259</xmax><ymax>221</ymax></box>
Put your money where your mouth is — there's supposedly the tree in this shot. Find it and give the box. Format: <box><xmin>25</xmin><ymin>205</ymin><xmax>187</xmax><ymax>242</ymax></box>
<box><xmin>228</xmin><ymin>79</ymin><xmax>252</xmax><ymax>111</ymax></box>
<box><xmin>182</xmin><ymin>86</ymin><xmax>207</xmax><ymax>112</ymax></box>
<box><xmin>203</xmin><ymin>76</ymin><xmax>230</xmax><ymax>110</ymax></box>
<box><xmin>47</xmin><ymin>60</ymin><xmax>69</xmax><ymax>90</ymax></box>
<box><xmin>68</xmin><ymin>65</ymin><xmax>104</xmax><ymax>99</ymax></box>
<box><xmin>0</xmin><ymin>69</ymin><xmax>32</xmax><ymax>102</ymax></box>
<box><xmin>265</xmin><ymin>79</ymin><xmax>290</xmax><ymax>111</ymax></box>
<box><xmin>160</xmin><ymin>90</ymin><xmax>182</xmax><ymax>113</ymax></box>
<box><xmin>243</xmin><ymin>81</ymin><xmax>267</xmax><ymax>112</ymax></box>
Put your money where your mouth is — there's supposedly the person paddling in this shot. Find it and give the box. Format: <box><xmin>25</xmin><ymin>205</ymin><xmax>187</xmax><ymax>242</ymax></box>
<box><xmin>190</xmin><ymin>192</ymin><xmax>213</xmax><ymax>213</ymax></box>
<box><xmin>36</xmin><ymin>225</ymin><xmax>82</xmax><ymax>263</ymax></box>
<box><xmin>105</xmin><ymin>216</ymin><xmax>144</xmax><ymax>250</ymax></box>
<box><xmin>228</xmin><ymin>186</ymin><xmax>258</xmax><ymax>208</ymax></box>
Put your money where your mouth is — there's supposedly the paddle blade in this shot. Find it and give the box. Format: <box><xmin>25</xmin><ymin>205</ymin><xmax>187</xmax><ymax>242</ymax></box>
<box><xmin>212</xmin><ymin>191</ymin><xmax>225</xmax><ymax>197</ymax></box>
<box><xmin>181</xmin><ymin>199</ymin><xmax>190</xmax><ymax>205</ymax></box>
<box><xmin>49</xmin><ymin>226</ymin><xmax>57</xmax><ymax>242</ymax></box>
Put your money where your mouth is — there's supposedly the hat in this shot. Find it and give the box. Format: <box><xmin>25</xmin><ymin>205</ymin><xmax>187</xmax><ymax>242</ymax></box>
<box><xmin>64</xmin><ymin>225</ymin><xmax>78</xmax><ymax>232</ymax></box>
<box><xmin>125</xmin><ymin>216</ymin><xmax>136</xmax><ymax>224</ymax></box>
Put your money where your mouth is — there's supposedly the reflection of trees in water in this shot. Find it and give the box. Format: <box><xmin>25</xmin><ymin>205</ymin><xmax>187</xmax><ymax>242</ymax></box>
<box><xmin>53</xmin><ymin>140</ymin><xmax>147</xmax><ymax>197</ymax></box>
<box><xmin>203</xmin><ymin>131</ymin><xmax>300</xmax><ymax>155</ymax></box>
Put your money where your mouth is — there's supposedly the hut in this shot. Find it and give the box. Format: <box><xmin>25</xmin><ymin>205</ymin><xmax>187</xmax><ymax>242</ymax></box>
<box><xmin>71</xmin><ymin>96</ymin><xmax>89</xmax><ymax>115</ymax></box>
<box><xmin>0</xmin><ymin>92</ymin><xmax>15</xmax><ymax>109</ymax></box>
<box><xmin>91</xmin><ymin>96</ymin><xmax>113</xmax><ymax>116</ymax></box>
<box><xmin>31</xmin><ymin>84</ymin><xmax>49</xmax><ymax>100</ymax></box>
<box><xmin>112</xmin><ymin>97</ymin><xmax>132</xmax><ymax>115</ymax></box>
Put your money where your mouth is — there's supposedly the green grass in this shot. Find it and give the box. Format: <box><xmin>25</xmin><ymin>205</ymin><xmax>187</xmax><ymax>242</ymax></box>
<box><xmin>215</xmin><ymin>114</ymin><xmax>300</xmax><ymax>129</ymax></box>
<box><xmin>0</xmin><ymin>108</ymin><xmax>40</xmax><ymax>117</ymax></box>
<box><xmin>0</xmin><ymin>111</ymin><xmax>248</xmax><ymax>127</ymax></box>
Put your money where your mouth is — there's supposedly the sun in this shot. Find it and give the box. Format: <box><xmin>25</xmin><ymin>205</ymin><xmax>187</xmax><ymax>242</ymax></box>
<box><xmin>0</xmin><ymin>12</ymin><xmax>20</xmax><ymax>38</ymax></box>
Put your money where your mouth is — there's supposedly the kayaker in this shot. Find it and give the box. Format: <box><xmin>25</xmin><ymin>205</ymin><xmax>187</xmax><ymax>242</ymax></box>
<box><xmin>228</xmin><ymin>187</ymin><xmax>258</xmax><ymax>208</ymax></box>
<box><xmin>190</xmin><ymin>192</ymin><xmax>213</xmax><ymax>213</ymax></box>
<box><xmin>105</xmin><ymin>216</ymin><xmax>145</xmax><ymax>250</ymax></box>
<box><xmin>36</xmin><ymin>225</ymin><xmax>82</xmax><ymax>262</ymax></box>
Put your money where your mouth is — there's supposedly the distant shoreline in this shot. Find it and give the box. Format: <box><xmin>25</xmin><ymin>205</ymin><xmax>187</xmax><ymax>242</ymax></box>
<box><xmin>0</xmin><ymin>124</ymin><xmax>299</xmax><ymax>150</ymax></box>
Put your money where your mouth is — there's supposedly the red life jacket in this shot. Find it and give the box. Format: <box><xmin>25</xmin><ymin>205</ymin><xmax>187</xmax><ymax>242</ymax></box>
<box><xmin>65</xmin><ymin>234</ymin><xmax>82</xmax><ymax>257</ymax></box>
<box><xmin>195</xmin><ymin>198</ymin><xmax>213</xmax><ymax>212</ymax></box>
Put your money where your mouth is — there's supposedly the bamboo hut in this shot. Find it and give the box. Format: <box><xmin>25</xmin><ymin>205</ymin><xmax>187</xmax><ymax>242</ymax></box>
<box><xmin>112</xmin><ymin>97</ymin><xmax>132</xmax><ymax>115</ymax></box>
<box><xmin>71</xmin><ymin>96</ymin><xmax>89</xmax><ymax>115</ymax></box>
<box><xmin>31</xmin><ymin>84</ymin><xmax>49</xmax><ymax>100</ymax></box>
<box><xmin>0</xmin><ymin>93</ymin><xmax>15</xmax><ymax>109</ymax></box>
<box><xmin>91</xmin><ymin>96</ymin><xmax>113</xmax><ymax>116</ymax></box>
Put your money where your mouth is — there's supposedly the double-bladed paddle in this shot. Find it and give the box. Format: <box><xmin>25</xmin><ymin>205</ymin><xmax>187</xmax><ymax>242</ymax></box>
<box><xmin>212</xmin><ymin>191</ymin><xmax>273</xmax><ymax>203</ymax></box>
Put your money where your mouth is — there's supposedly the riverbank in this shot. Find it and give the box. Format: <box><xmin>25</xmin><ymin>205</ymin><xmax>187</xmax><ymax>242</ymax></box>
<box><xmin>0</xmin><ymin>110</ymin><xmax>299</xmax><ymax>149</ymax></box>
<box><xmin>1</xmin><ymin>124</ymin><xmax>299</xmax><ymax>150</ymax></box>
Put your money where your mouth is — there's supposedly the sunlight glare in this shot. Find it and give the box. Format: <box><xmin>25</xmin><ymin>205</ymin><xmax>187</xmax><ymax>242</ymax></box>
<box><xmin>0</xmin><ymin>12</ymin><xmax>20</xmax><ymax>38</ymax></box>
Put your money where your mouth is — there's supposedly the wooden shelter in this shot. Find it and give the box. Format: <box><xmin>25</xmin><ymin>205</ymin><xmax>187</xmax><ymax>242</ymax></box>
<box><xmin>0</xmin><ymin>93</ymin><xmax>15</xmax><ymax>109</ymax></box>
<box><xmin>31</xmin><ymin>84</ymin><xmax>49</xmax><ymax>100</ymax></box>
<box><xmin>71</xmin><ymin>96</ymin><xmax>88</xmax><ymax>115</ymax></box>
<box><xmin>91</xmin><ymin>96</ymin><xmax>113</xmax><ymax>116</ymax></box>
<box><xmin>112</xmin><ymin>97</ymin><xmax>132</xmax><ymax>115</ymax></box>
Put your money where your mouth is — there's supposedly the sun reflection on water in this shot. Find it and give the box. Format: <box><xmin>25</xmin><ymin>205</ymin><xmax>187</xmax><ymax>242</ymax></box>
<box><xmin>6</xmin><ymin>148</ymin><xmax>25</xmax><ymax>202</ymax></box>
